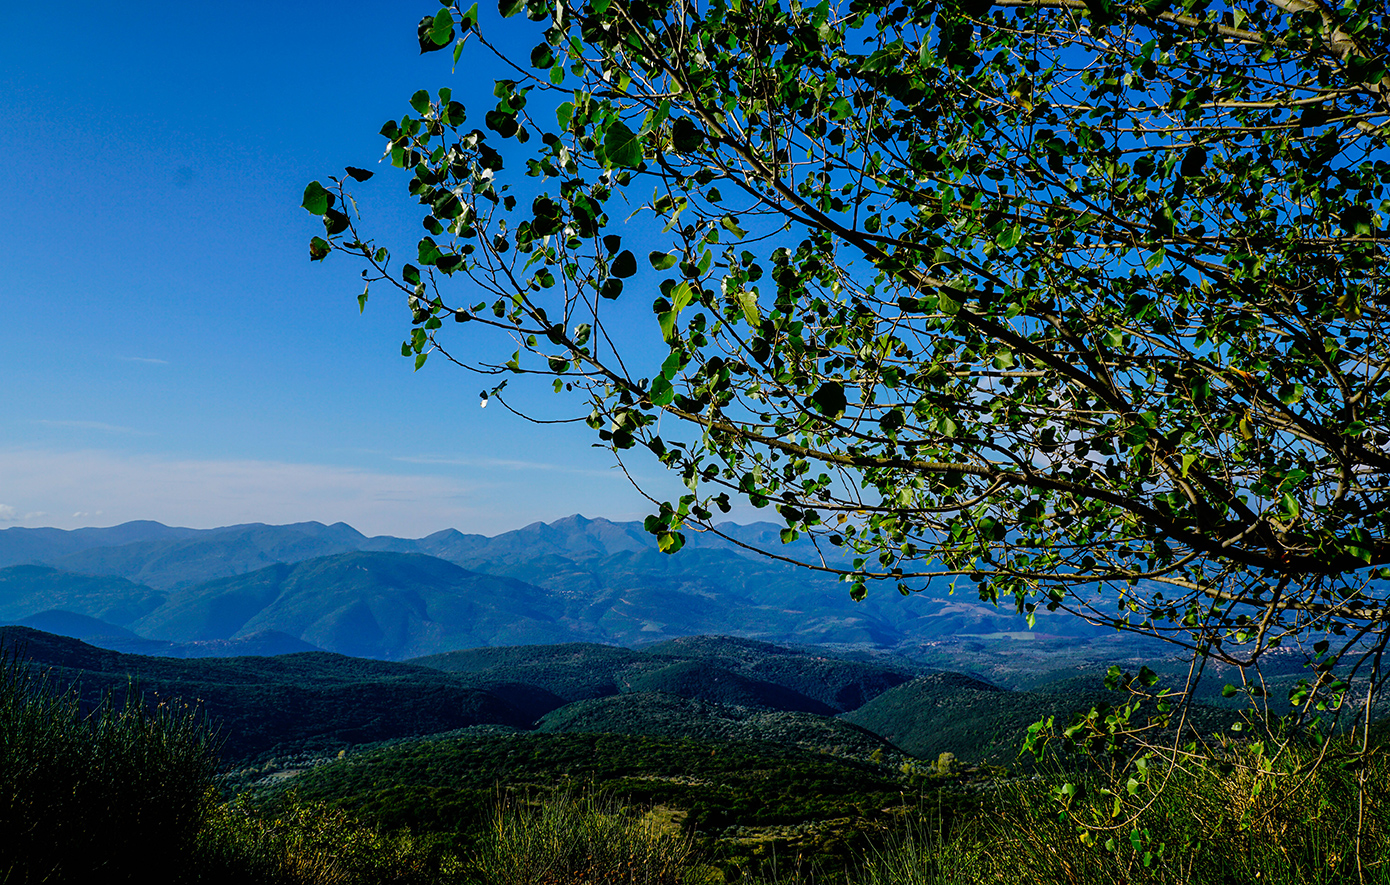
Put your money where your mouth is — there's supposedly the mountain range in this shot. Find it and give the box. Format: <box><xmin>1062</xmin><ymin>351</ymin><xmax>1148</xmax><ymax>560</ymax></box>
<box><xmin>0</xmin><ymin>516</ymin><xmax>1107</xmax><ymax>660</ymax></box>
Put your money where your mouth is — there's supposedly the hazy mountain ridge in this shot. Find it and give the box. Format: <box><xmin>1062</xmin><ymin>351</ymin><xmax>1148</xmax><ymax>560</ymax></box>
<box><xmin>0</xmin><ymin>516</ymin><xmax>1106</xmax><ymax>660</ymax></box>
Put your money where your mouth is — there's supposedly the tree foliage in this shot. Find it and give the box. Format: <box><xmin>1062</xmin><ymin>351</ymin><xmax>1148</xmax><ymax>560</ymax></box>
<box><xmin>308</xmin><ymin>0</ymin><xmax>1390</xmax><ymax>716</ymax></box>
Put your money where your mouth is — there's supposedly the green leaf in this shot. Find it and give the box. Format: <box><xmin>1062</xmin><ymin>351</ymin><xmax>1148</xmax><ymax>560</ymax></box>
<box><xmin>309</xmin><ymin>237</ymin><xmax>331</xmax><ymax>261</ymax></box>
<box><xmin>1279</xmin><ymin>493</ymin><xmax>1300</xmax><ymax>521</ymax></box>
<box><xmin>658</xmin><ymin>310</ymin><xmax>678</xmax><ymax>342</ymax></box>
<box><xmin>1179</xmin><ymin>145</ymin><xmax>1207</xmax><ymax>178</ymax></box>
<box><xmin>1081</xmin><ymin>0</ymin><xmax>1120</xmax><ymax>26</ymax></box>
<box><xmin>650</xmin><ymin>376</ymin><xmax>675</xmax><ymax>406</ymax></box>
<box><xmin>429</xmin><ymin>8</ymin><xmax>454</xmax><ymax>46</ymax></box>
<box><xmin>499</xmin><ymin>0</ymin><xmax>524</xmax><ymax>17</ymax></box>
<box><xmin>302</xmin><ymin>181</ymin><xmax>332</xmax><ymax>215</ymax></box>
<box><xmin>736</xmin><ymin>291</ymin><xmax>760</xmax><ymax>326</ymax></box>
<box><xmin>1345</xmin><ymin>528</ymin><xmax>1375</xmax><ymax>564</ymax></box>
<box><xmin>649</xmin><ymin>251</ymin><xmax>678</xmax><ymax>271</ymax></box>
<box><xmin>612</xmin><ymin>250</ymin><xmax>638</xmax><ymax>278</ymax></box>
<box><xmin>810</xmin><ymin>382</ymin><xmax>848</xmax><ymax>419</ymax></box>
<box><xmin>669</xmin><ymin>281</ymin><xmax>695</xmax><ymax>313</ymax></box>
<box><xmin>672</xmin><ymin>117</ymin><xmax>704</xmax><ymax>152</ymax></box>
<box><xmin>323</xmin><ymin>209</ymin><xmax>350</xmax><ymax>235</ymax></box>
<box><xmin>410</xmin><ymin>89</ymin><xmax>432</xmax><ymax>115</ymax></box>
<box><xmin>602</xmin><ymin>121</ymin><xmax>643</xmax><ymax>169</ymax></box>
<box><xmin>417</xmin><ymin>15</ymin><xmax>450</xmax><ymax>52</ymax></box>
<box><xmin>657</xmin><ymin>531</ymin><xmax>685</xmax><ymax>553</ymax></box>
<box><xmin>344</xmin><ymin>166</ymin><xmax>374</xmax><ymax>182</ymax></box>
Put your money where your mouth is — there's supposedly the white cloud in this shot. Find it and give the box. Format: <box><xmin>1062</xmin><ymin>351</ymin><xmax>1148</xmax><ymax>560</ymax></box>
<box><xmin>120</xmin><ymin>356</ymin><xmax>169</xmax><ymax>365</ymax></box>
<box><xmin>0</xmin><ymin>504</ymin><xmax>17</xmax><ymax>522</ymax></box>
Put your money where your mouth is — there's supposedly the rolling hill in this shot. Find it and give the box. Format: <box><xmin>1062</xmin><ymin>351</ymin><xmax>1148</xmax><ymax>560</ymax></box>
<box><xmin>842</xmin><ymin>672</ymin><xmax>1117</xmax><ymax>762</ymax></box>
<box><xmin>0</xmin><ymin>626</ymin><xmax>533</xmax><ymax>760</ymax></box>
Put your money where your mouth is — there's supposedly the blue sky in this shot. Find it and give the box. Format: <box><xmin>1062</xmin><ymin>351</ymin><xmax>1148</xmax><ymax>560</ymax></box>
<box><xmin>0</xmin><ymin>1</ymin><xmax>688</xmax><ymax>537</ymax></box>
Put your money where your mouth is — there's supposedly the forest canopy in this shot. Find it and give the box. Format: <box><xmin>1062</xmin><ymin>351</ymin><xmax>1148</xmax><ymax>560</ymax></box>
<box><xmin>307</xmin><ymin>0</ymin><xmax>1390</xmax><ymax>701</ymax></box>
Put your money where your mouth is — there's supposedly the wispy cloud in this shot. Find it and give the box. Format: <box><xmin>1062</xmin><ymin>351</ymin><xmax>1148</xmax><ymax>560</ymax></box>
<box><xmin>393</xmin><ymin>454</ymin><xmax>617</xmax><ymax>477</ymax></box>
<box><xmin>32</xmin><ymin>420</ymin><xmax>150</xmax><ymax>436</ymax></box>
<box><xmin>120</xmin><ymin>356</ymin><xmax>169</xmax><ymax>365</ymax></box>
<box><xmin>0</xmin><ymin>449</ymin><xmax>492</xmax><ymax>537</ymax></box>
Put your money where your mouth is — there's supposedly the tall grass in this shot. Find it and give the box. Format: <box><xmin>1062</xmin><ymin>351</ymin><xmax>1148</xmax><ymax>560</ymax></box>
<box><xmin>846</xmin><ymin>740</ymin><xmax>1390</xmax><ymax>885</ymax></box>
<box><xmin>0</xmin><ymin>650</ymin><xmax>221</xmax><ymax>883</ymax></box>
<box><xmin>465</xmin><ymin>791</ymin><xmax>698</xmax><ymax>885</ymax></box>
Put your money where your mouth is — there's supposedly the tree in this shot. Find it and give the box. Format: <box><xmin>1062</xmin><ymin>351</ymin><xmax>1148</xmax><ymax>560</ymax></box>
<box><xmin>306</xmin><ymin>0</ymin><xmax>1390</xmax><ymax>734</ymax></box>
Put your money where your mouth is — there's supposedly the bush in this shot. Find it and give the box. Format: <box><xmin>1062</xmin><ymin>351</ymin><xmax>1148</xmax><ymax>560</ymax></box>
<box><xmin>0</xmin><ymin>650</ymin><xmax>221</xmax><ymax>883</ymax></box>
<box><xmin>194</xmin><ymin>796</ymin><xmax>464</xmax><ymax>885</ymax></box>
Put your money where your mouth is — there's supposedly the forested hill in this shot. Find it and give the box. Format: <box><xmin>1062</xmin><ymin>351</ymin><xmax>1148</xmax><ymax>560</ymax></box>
<box><xmin>0</xmin><ymin>626</ymin><xmax>1131</xmax><ymax>766</ymax></box>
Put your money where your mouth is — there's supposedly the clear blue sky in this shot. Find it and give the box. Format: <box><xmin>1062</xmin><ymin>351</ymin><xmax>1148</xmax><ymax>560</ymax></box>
<box><xmin>0</xmin><ymin>0</ymin><xmax>689</xmax><ymax>537</ymax></box>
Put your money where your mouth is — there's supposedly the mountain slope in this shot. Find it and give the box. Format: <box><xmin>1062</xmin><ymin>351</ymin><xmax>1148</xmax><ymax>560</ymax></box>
<box><xmin>0</xmin><ymin>565</ymin><xmax>165</xmax><ymax>625</ymax></box>
<box><xmin>130</xmin><ymin>551</ymin><xmax>575</xmax><ymax>659</ymax></box>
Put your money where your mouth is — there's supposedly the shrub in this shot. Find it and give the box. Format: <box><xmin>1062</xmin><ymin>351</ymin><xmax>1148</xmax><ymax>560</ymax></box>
<box><xmin>194</xmin><ymin>795</ymin><xmax>464</xmax><ymax>885</ymax></box>
<box><xmin>0</xmin><ymin>650</ymin><xmax>221</xmax><ymax>883</ymax></box>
